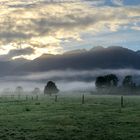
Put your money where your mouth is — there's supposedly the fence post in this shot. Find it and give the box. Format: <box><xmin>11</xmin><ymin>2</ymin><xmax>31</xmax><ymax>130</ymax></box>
<box><xmin>18</xmin><ymin>94</ymin><xmax>20</xmax><ymax>100</ymax></box>
<box><xmin>55</xmin><ymin>95</ymin><xmax>58</xmax><ymax>102</ymax></box>
<box><xmin>26</xmin><ymin>95</ymin><xmax>28</xmax><ymax>101</ymax></box>
<box><xmin>4</xmin><ymin>96</ymin><xmax>6</xmax><ymax>100</ymax></box>
<box><xmin>121</xmin><ymin>96</ymin><xmax>124</xmax><ymax>108</ymax></box>
<box><xmin>11</xmin><ymin>95</ymin><xmax>13</xmax><ymax>100</ymax></box>
<box><xmin>36</xmin><ymin>95</ymin><xmax>38</xmax><ymax>101</ymax></box>
<box><xmin>82</xmin><ymin>94</ymin><xmax>85</xmax><ymax>104</ymax></box>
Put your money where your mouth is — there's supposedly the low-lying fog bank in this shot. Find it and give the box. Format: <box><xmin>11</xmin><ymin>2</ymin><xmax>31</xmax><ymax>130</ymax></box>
<box><xmin>0</xmin><ymin>81</ymin><xmax>94</xmax><ymax>94</ymax></box>
<box><xmin>0</xmin><ymin>69</ymin><xmax>140</xmax><ymax>94</ymax></box>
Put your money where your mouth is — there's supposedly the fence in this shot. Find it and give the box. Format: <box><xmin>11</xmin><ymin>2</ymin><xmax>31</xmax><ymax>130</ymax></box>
<box><xmin>0</xmin><ymin>94</ymin><xmax>127</xmax><ymax>109</ymax></box>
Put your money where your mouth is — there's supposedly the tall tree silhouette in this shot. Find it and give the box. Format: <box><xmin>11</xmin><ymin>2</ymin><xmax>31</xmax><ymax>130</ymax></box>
<box><xmin>95</xmin><ymin>76</ymin><xmax>106</xmax><ymax>88</ymax></box>
<box><xmin>105</xmin><ymin>74</ymin><xmax>118</xmax><ymax>87</ymax></box>
<box><xmin>44</xmin><ymin>81</ymin><xmax>59</xmax><ymax>95</ymax></box>
<box><xmin>32</xmin><ymin>87</ymin><xmax>40</xmax><ymax>95</ymax></box>
<box><xmin>15</xmin><ymin>86</ymin><xmax>23</xmax><ymax>95</ymax></box>
<box><xmin>122</xmin><ymin>75</ymin><xmax>135</xmax><ymax>88</ymax></box>
<box><xmin>95</xmin><ymin>74</ymin><xmax>118</xmax><ymax>88</ymax></box>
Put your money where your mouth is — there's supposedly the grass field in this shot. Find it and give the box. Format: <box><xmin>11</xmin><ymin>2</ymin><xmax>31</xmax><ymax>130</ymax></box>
<box><xmin>0</xmin><ymin>94</ymin><xmax>140</xmax><ymax>140</ymax></box>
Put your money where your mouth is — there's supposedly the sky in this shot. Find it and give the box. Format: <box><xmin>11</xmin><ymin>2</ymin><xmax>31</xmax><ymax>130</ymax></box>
<box><xmin>0</xmin><ymin>0</ymin><xmax>140</xmax><ymax>60</ymax></box>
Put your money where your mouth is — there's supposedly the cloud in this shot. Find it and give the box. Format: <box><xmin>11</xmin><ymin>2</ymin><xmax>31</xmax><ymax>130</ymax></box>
<box><xmin>0</xmin><ymin>47</ymin><xmax>35</xmax><ymax>61</ymax></box>
<box><xmin>9</xmin><ymin>47</ymin><xmax>35</xmax><ymax>57</ymax></box>
<box><xmin>1</xmin><ymin>68</ymin><xmax>140</xmax><ymax>91</ymax></box>
<box><xmin>131</xmin><ymin>26</ymin><xmax>140</xmax><ymax>31</ymax></box>
<box><xmin>18</xmin><ymin>69</ymin><xmax>140</xmax><ymax>82</ymax></box>
<box><xmin>0</xmin><ymin>0</ymin><xmax>139</xmax><ymax>59</ymax></box>
<box><xmin>111</xmin><ymin>0</ymin><xmax>124</xmax><ymax>6</ymax></box>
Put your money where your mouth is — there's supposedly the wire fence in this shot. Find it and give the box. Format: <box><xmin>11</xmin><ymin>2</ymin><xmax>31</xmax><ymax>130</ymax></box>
<box><xmin>0</xmin><ymin>93</ymin><xmax>135</xmax><ymax>109</ymax></box>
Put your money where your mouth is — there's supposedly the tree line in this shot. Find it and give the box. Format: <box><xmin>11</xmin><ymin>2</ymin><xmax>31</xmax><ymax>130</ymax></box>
<box><xmin>44</xmin><ymin>74</ymin><xmax>137</xmax><ymax>95</ymax></box>
<box><xmin>3</xmin><ymin>75</ymin><xmax>137</xmax><ymax>96</ymax></box>
<box><xmin>95</xmin><ymin>74</ymin><xmax>136</xmax><ymax>89</ymax></box>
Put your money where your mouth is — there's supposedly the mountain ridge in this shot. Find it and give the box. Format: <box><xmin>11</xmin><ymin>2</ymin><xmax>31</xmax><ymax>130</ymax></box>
<box><xmin>0</xmin><ymin>46</ymin><xmax>140</xmax><ymax>76</ymax></box>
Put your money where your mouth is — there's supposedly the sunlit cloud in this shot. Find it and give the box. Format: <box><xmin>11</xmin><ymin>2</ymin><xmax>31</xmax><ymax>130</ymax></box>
<box><xmin>111</xmin><ymin>0</ymin><xmax>124</xmax><ymax>6</ymax></box>
<box><xmin>0</xmin><ymin>0</ymin><xmax>139</xmax><ymax>59</ymax></box>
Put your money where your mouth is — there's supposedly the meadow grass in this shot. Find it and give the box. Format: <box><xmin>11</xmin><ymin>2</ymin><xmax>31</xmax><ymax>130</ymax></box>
<box><xmin>0</xmin><ymin>94</ymin><xmax>140</xmax><ymax>140</ymax></box>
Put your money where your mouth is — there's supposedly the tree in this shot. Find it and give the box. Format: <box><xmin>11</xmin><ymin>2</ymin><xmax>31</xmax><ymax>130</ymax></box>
<box><xmin>15</xmin><ymin>86</ymin><xmax>23</xmax><ymax>95</ymax></box>
<box><xmin>95</xmin><ymin>74</ymin><xmax>119</xmax><ymax>88</ymax></box>
<box><xmin>44</xmin><ymin>81</ymin><xmax>59</xmax><ymax>95</ymax></box>
<box><xmin>105</xmin><ymin>74</ymin><xmax>118</xmax><ymax>87</ymax></box>
<box><xmin>95</xmin><ymin>76</ymin><xmax>106</xmax><ymax>88</ymax></box>
<box><xmin>122</xmin><ymin>75</ymin><xmax>135</xmax><ymax>88</ymax></box>
<box><xmin>32</xmin><ymin>88</ymin><xmax>41</xmax><ymax>95</ymax></box>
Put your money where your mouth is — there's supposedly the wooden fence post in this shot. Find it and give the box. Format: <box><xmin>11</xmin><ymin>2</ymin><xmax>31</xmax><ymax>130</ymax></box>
<box><xmin>11</xmin><ymin>95</ymin><xmax>14</xmax><ymax>100</ymax></box>
<box><xmin>18</xmin><ymin>94</ymin><xmax>20</xmax><ymax>100</ymax></box>
<box><xmin>26</xmin><ymin>95</ymin><xmax>28</xmax><ymax>101</ymax></box>
<box><xmin>121</xmin><ymin>96</ymin><xmax>124</xmax><ymax>108</ymax></box>
<box><xmin>82</xmin><ymin>94</ymin><xmax>85</xmax><ymax>104</ymax></box>
<box><xmin>55</xmin><ymin>95</ymin><xmax>58</xmax><ymax>102</ymax></box>
<box><xmin>36</xmin><ymin>95</ymin><xmax>38</xmax><ymax>101</ymax></box>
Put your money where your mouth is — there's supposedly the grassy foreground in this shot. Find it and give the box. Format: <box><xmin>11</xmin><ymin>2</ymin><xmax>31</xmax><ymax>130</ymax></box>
<box><xmin>0</xmin><ymin>94</ymin><xmax>140</xmax><ymax>140</ymax></box>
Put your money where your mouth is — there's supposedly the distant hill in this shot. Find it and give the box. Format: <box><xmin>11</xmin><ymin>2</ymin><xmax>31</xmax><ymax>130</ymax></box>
<box><xmin>15</xmin><ymin>46</ymin><xmax>140</xmax><ymax>73</ymax></box>
<box><xmin>64</xmin><ymin>49</ymin><xmax>87</xmax><ymax>54</ymax></box>
<box><xmin>0</xmin><ymin>46</ymin><xmax>140</xmax><ymax>75</ymax></box>
<box><xmin>0</xmin><ymin>58</ymin><xmax>29</xmax><ymax>76</ymax></box>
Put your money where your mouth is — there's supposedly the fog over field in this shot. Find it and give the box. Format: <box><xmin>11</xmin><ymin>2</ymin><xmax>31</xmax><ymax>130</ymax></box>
<box><xmin>0</xmin><ymin>69</ymin><xmax>140</xmax><ymax>92</ymax></box>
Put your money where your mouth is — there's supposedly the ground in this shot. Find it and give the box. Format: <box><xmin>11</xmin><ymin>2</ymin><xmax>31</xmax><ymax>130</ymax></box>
<box><xmin>0</xmin><ymin>94</ymin><xmax>140</xmax><ymax>140</ymax></box>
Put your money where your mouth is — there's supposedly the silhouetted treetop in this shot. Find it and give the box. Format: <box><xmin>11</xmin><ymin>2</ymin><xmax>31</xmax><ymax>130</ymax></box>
<box><xmin>32</xmin><ymin>87</ymin><xmax>40</xmax><ymax>94</ymax></box>
<box><xmin>122</xmin><ymin>75</ymin><xmax>136</xmax><ymax>88</ymax></box>
<box><xmin>15</xmin><ymin>86</ymin><xmax>23</xmax><ymax>94</ymax></box>
<box><xmin>44</xmin><ymin>81</ymin><xmax>59</xmax><ymax>95</ymax></box>
<box><xmin>95</xmin><ymin>74</ymin><xmax>119</xmax><ymax>88</ymax></box>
